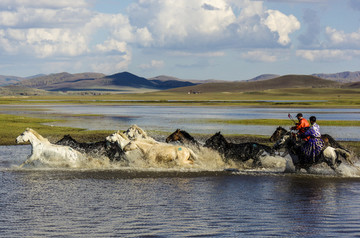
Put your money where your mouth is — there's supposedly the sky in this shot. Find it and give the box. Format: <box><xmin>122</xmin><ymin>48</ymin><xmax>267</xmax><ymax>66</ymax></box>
<box><xmin>0</xmin><ymin>0</ymin><xmax>359</xmax><ymax>81</ymax></box>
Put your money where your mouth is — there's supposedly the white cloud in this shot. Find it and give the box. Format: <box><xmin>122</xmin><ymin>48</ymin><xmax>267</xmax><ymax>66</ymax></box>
<box><xmin>263</xmin><ymin>10</ymin><xmax>301</xmax><ymax>45</ymax></box>
<box><xmin>139</xmin><ymin>60</ymin><xmax>164</xmax><ymax>70</ymax></box>
<box><xmin>242</xmin><ymin>49</ymin><xmax>288</xmax><ymax>62</ymax></box>
<box><xmin>325</xmin><ymin>27</ymin><xmax>360</xmax><ymax>48</ymax></box>
<box><xmin>128</xmin><ymin>0</ymin><xmax>300</xmax><ymax>49</ymax></box>
<box><xmin>296</xmin><ymin>49</ymin><xmax>360</xmax><ymax>61</ymax></box>
<box><xmin>0</xmin><ymin>0</ymin><xmax>303</xmax><ymax>75</ymax></box>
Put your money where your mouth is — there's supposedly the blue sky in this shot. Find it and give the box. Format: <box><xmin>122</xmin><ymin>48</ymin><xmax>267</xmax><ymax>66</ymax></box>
<box><xmin>0</xmin><ymin>0</ymin><xmax>359</xmax><ymax>81</ymax></box>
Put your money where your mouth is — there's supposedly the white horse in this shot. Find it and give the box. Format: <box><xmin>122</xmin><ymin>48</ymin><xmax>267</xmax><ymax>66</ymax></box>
<box><xmin>16</xmin><ymin>128</ymin><xmax>86</xmax><ymax>168</ymax></box>
<box><xmin>123</xmin><ymin>139</ymin><xmax>196</xmax><ymax>166</ymax></box>
<box><xmin>106</xmin><ymin>131</ymin><xmax>133</xmax><ymax>150</ymax></box>
<box><xmin>124</xmin><ymin>124</ymin><xmax>157</xmax><ymax>143</ymax></box>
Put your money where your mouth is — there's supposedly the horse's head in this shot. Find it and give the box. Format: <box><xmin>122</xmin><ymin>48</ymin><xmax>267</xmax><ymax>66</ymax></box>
<box><xmin>272</xmin><ymin>134</ymin><xmax>291</xmax><ymax>151</ymax></box>
<box><xmin>270</xmin><ymin>126</ymin><xmax>288</xmax><ymax>142</ymax></box>
<box><xmin>166</xmin><ymin>129</ymin><xmax>181</xmax><ymax>143</ymax></box>
<box><xmin>123</xmin><ymin>141</ymin><xmax>138</xmax><ymax>152</ymax></box>
<box><xmin>16</xmin><ymin>128</ymin><xmax>45</xmax><ymax>144</ymax></box>
<box><xmin>204</xmin><ymin>132</ymin><xmax>228</xmax><ymax>150</ymax></box>
<box><xmin>106</xmin><ymin>131</ymin><xmax>119</xmax><ymax>143</ymax></box>
<box><xmin>106</xmin><ymin>131</ymin><xmax>129</xmax><ymax>147</ymax></box>
<box><xmin>125</xmin><ymin>124</ymin><xmax>148</xmax><ymax>140</ymax></box>
<box><xmin>16</xmin><ymin>129</ymin><xmax>31</xmax><ymax>144</ymax></box>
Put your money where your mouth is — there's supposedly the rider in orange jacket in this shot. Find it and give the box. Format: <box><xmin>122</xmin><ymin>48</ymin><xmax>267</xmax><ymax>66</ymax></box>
<box><xmin>291</xmin><ymin>113</ymin><xmax>310</xmax><ymax>140</ymax></box>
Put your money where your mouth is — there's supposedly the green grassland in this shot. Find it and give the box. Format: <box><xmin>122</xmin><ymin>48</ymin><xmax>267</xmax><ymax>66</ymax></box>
<box><xmin>0</xmin><ymin>87</ymin><xmax>360</xmax><ymax>107</ymax></box>
<box><xmin>0</xmin><ymin>114</ymin><xmax>113</xmax><ymax>145</ymax></box>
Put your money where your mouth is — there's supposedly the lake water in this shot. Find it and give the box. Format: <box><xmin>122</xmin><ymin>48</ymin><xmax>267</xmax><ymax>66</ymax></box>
<box><xmin>2</xmin><ymin>104</ymin><xmax>360</xmax><ymax>140</ymax></box>
<box><xmin>2</xmin><ymin>104</ymin><xmax>360</xmax><ymax>236</ymax></box>
<box><xmin>1</xmin><ymin>145</ymin><xmax>360</xmax><ymax>237</ymax></box>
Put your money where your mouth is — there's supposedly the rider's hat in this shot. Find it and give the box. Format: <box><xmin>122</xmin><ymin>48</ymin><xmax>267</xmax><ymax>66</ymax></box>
<box><xmin>296</xmin><ymin>113</ymin><xmax>303</xmax><ymax>118</ymax></box>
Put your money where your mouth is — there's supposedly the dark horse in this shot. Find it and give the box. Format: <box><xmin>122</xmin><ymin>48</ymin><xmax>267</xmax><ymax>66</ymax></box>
<box><xmin>56</xmin><ymin>135</ymin><xmax>125</xmax><ymax>162</ymax></box>
<box><xmin>272</xmin><ymin>132</ymin><xmax>351</xmax><ymax>172</ymax></box>
<box><xmin>270</xmin><ymin>126</ymin><xmax>349</xmax><ymax>152</ymax></box>
<box><xmin>204</xmin><ymin>132</ymin><xmax>275</xmax><ymax>165</ymax></box>
<box><xmin>166</xmin><ymin>129</ymin><xmax>201</xmax><ymax>147</ymax></box>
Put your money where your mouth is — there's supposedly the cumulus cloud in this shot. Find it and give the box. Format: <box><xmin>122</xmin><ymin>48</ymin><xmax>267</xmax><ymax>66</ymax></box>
<box><xmin>263</xmin><ymin>10</ymin><xmax>300</xmax><ymax>45</ymax></box>
<box><xmin>325</xmin><ymin>27</ymin><xmax>360</xmax><ymax>48</ymax></box>
<box><xmin>128</xmin><ymin>0</ymin><xmax>300</xmax><ymax>49</ymax></box>
<box><xmin>0</xmin><ymin>0</ymin><xmax>302</xmax><ymax>75</ymax></box>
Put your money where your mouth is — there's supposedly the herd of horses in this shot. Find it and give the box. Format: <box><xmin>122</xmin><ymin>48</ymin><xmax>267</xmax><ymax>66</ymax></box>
<box><xmin>15</xmin><ymin>125</ymin><xmax>356</xmax><ymax>172</ymax></box>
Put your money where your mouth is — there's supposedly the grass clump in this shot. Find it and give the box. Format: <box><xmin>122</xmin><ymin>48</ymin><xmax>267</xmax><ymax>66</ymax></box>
<box><xmin>0</xmin><ymin>114</ymin><xmax>112</xmax><ymax>145</ymax></box>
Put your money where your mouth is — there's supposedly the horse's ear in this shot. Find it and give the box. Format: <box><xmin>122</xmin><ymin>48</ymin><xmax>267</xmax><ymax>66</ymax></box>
<box><xmin>176</xmin><ymin>129</ymin><xmax>180</xmax><ymax>132</ymax></box>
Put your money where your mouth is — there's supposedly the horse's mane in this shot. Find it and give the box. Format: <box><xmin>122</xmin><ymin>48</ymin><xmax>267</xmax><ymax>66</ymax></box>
<box><xmin>179</xmin><ymin>130</ymin><xmax>195</xmax><ymax>140</ymax></box>
<box><xmin>116</xmin><ymin>131</ymin><xmax>130</xmax><ymax>140</ymax></box>
<box><xmin>128</xmin><ymin>124</ymin><xmax>148</xmax><ymax>136</ymax></box>
<box><xmin>26</xmin><ymin>128</ymin><xmax>49</xmax><ymax>142</ymax></box>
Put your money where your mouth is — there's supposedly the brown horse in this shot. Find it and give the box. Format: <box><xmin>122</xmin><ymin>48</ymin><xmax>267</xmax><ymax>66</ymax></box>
<box><xmin>166</xmin><ymin>129</ymin><xmax>201</xmax><ymax>147</ymax></box>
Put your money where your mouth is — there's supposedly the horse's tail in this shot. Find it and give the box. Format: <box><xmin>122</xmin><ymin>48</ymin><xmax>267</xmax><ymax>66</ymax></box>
<box><xmin>335</xmin><ymin>148</ymin><xmax>353</xmax><ymax>165</ymax></box>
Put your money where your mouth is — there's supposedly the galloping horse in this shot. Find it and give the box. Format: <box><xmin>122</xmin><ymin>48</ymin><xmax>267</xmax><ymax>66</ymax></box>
<box><xmin>16</xmin><ymin>128</ymin><xmax>86</xmax><ymax>168</ymax></box>
<box><xmin>166</xmin><ymin>129</ymin><xmax>201</xmax><ymax>147</ymax></box>
<box><xmin>56</xmin><ymin>135</ymin><xmax>125</xmax><ymax>161</ymax></box>
<box><xmin>270</xmin><ymin>126</ymin><xmax>349</xmax><ymax>152</ymax></box>
<box><xmin>204</xmin><ymin>132</ymin><xmax>274</xmax><ymax>165</ymax></box>
<box><xmin>123</xmin><ymin>139</ymin><xmax>196</xmax><ymax>166</ymax></box>
<box><xmin>272</xmin><ymin>132</ymin><xmax>352</xmax><ymax>172</ymax></box>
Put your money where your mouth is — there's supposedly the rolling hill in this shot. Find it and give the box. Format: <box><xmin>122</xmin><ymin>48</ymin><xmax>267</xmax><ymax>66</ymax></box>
<box><xmin>166</xmin><ymin>75</ymin><xmax>341</xmax><ymax>93</ymax></box>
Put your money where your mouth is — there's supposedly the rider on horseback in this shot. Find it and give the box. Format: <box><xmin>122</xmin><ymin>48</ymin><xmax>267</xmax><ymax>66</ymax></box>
<box><xmin>300</xmin><ymin>116</ymin><xmax>324</xmax><ymax>163</ymax></box>
<box><xmin>291</xmin><ymin>113</ymin><xmax>310</xmax><ymax>140</ymax></box>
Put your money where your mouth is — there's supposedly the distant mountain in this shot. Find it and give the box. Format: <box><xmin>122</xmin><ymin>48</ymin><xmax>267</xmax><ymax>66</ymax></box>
<box><xmin>312</xmin><ymin>71</ymin><xmax>360</xmax><ymax>83</ymax></box>
<box><xmin>16</xmin><ymin>72</ymin><xmax>106</xmax><ymax>89</ymax></box>
<box><xmin>166</xmin><ymin>75</ymin><xmax>340</xmax><ymax>93</ymax></box>
<box><xmin>0</xmin><ymin>75</ymin><xmax>24</xmax><ymax>86</ymax></box>
<box><xmin>247</xmin><ymin>74</ymin><xmax>280</xmax><ymax>82</ymax></box>
<box><xmin>14</xmin><ymin>71</ymin><xmax>197</xmax><ymax>92</ymax></box>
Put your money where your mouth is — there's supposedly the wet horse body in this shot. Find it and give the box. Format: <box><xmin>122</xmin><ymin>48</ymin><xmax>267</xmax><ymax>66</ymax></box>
<box><xmin>56</xmin><ymin>135</ymin><xmax>125</xmax><ymax>162</ymax></box>
<box><xmin>16</xmin><ymin>128</ymin><xmax>86</xmax><ymax>167</ymax></box>
<box><xmin>124</xmin><ymin>139</ymin><xmax>196</xmax><ymax>166</ymax></box>
<box><xmin>204</xmin><ymin>132</ymin><xmax>274</xmax><ymax>165</ymax></box>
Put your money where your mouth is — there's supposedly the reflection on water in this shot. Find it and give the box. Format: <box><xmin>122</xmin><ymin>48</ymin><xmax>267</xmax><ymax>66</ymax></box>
<box><xmin>2</xmin><ymin>105</ymin><xmax>360</xmax><ymax>140</ymax></box>
<box><xmin>2</xmin><ymin>169</ymin><xmax>360</xmax><ymax>237</ymax></box>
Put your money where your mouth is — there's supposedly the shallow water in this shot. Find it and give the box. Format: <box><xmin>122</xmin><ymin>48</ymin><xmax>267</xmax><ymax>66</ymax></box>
<box><xmin>2</xmin><ymin>105</ymin><xmax>360</xmax><ymax>140</ymax></box>
<box><xmin>1</xmin><ymin>145</ymin><xmax>360</xmax><ymax>237</ymax></box>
